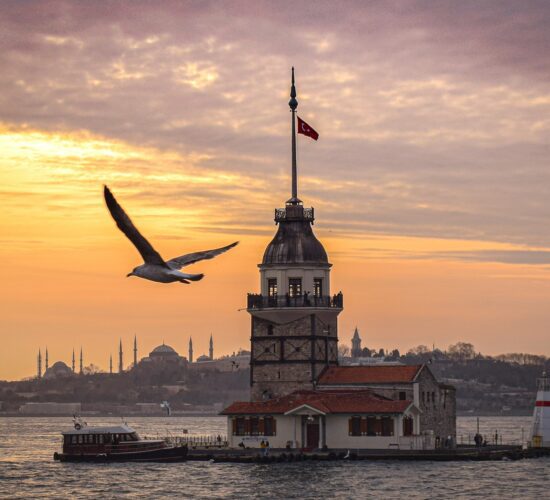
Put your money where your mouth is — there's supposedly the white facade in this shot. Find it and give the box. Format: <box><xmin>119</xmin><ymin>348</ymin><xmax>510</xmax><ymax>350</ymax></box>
<box><xmin>260</xmin><ymin>264</ymin><xmax>331</xmax><ymax>297</ymax></box>
<box><xmin>226</xmin><ymin>406</ymin><xmax>427</xmax><ymax>451</ymax></box>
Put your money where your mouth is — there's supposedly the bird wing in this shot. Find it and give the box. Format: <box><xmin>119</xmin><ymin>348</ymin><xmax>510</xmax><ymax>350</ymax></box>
<box><xmin>103</xmin><ymin>185</ymin><xmax>166</xmax><ymax>266</ymax></box>
<box><xmin>166</xmin><ymin>241</ymin><xmax>238</xmax><ymax>269</ymax></box>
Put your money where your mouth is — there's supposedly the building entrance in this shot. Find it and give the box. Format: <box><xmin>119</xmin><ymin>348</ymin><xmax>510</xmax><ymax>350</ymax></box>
<box><xmin>306</xmin><ymin>422</ymin><xmax>320</xmax><ymax>450</ymax></box>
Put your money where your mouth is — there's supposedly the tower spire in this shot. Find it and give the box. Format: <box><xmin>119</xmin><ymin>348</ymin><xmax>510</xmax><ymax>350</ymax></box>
<box><xmin>133</xmin><ymin>335</ymin><xmax>138</xmax><ymax>368</ymax></box>
<box><xmin>37</xmin><ymin>349</ymin><xmax>42</xmax><ymax>379</ymax></box>
<box><xmin>72</xmin><ymin>348</ymin><xmax>75</xmax><ymax>372</ymax></box>
<box><xmin>288</xmin><ymin>67</ymin><xmax>301</xmax><ymax>205</ymax></box>
<box><xmin>209</xmin><ymin>334</ymin><xmax>214</xmax><ymax>360</ymax></box>
<box><xmin>119</xmin><ymin>339</ymin><xmax>123</xmax><ymax>374</ymax></box>
<box><xmin>45</xmin><ymin>347</ymin><xmax>49</xmax><ymax>371</ymax></box>
<box><xmin>79</xmin><ymin>347</ymin><xmax>83</xmax><ymax>374</ymax></box>
<box><xmin>109</xmin><ymin>354</ymin><xmax>113</xmax><ymax>375</ymax></box>
<box><xmin>189</xmin><ymin>336</ymin><xmax>193</xmax><ymax>363</ymax></box>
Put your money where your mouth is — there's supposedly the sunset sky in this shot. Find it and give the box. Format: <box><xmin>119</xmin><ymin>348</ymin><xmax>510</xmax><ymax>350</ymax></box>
<box><xmin>1</xmin><ymin>0</ymin><xmax>550</xmax><ymax>380</ymax></box>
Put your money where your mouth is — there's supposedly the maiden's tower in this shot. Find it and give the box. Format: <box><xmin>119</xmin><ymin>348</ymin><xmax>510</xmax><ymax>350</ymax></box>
<box><xmin>247</xmin><ymin>69</ymin><xmax>343</xmax><ymax>401</ymax></box>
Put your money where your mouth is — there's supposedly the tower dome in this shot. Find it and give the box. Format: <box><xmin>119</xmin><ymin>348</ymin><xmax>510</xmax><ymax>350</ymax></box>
<box><xmin>262</xmin><ymin>206</ymin><xmax>328</xmax><ymax>265</ymax></box>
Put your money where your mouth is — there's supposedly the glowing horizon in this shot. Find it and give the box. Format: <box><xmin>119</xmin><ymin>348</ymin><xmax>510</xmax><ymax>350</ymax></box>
<box><xmin>2</xmin><ymin>1</ymin><xmax>550</xmax><ymax>380</ymax></box>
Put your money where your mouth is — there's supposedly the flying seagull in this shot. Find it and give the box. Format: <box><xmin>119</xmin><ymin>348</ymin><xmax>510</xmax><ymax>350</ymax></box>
<box><xmin>104</xmin><ymin>185</ymin><xmax>238</xmax><ymax>284</ymax></box>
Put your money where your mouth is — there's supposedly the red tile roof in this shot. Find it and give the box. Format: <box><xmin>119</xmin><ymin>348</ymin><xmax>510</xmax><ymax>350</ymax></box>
<box><xmin>221</xmin><ymin>390</ymin><xmax>411</xmax><ymax>415</ymax></box>
<box><xmin>318</xmin><ymin>365</ymin><xmax>423</xmax><ymax>385</ymax></box>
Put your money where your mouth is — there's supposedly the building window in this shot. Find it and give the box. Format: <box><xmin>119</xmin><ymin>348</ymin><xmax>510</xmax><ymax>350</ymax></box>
<box><xmin>432</xmin><ymin>392</ymin><xmax>436</xmax><ymax>407</ymax></box>
<box><xmin>250</xmin><ymin>417</ymin><xmax>260</xmax><ymax>436</ymax></box>
<box><xmin>288</xmin><ymin>278</ymin><xmax>302</xmax><ymax>297</ymax></box>
<box><xmin>381</xmin><ymin>417</ymin><xmax>394</xmax><ymax>436</ymax></box>
<box><xmin>367</xmin><ymin>417</ymin><xmax>379</xmax><ymax>436</ymax></box>
<box><xmin>349</xmin><ymin>416</ymin><xmax>362</xmax><ymax>436</ymax></box>
<box><xmin>234</xmin><ymin>417</ymin><xmax>246</xmax><ymax>436</ymax></box>
<box><xmin>399</xmin><ymin>391</ymin><xmax>406</xmax><ymax>401</ymax></box>
<box><xmin>267</xmin><ymin>278</ymin><xmax>277</xmax><ymax>297</ymax></box>
<box><xmin>313</xmin><ymin>278</ymin><xmax>323</xmax><ymax>297</ymax></box>
<box><xmin>267</xmin><ymin>325</ymin><xmax>274</xmax><ymax>336</ymax></box>
<box><xmin>264</xmin><ymin>417</ymin><xmax>276</xmax><ymax>436</ymax></box>
<box><xmin>403</xmin><ymin>416</ymin><xmax>414</xmax><ymax>436</ymax></box>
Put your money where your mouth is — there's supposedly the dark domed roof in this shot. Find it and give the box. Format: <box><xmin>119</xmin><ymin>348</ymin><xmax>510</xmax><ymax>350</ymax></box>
<box><xmin>150</xmin><ymin>344</ymin><xmax>178</xmax><ymax>355</ymax></box>
<box><xmin>262</xmin><ymin>219</ymin><xmax>328</xmax><ymax>265</ymax></box>
<box><xmin>43</xmin><ymin>361</ymin><xmax>73</xmax><ymax>378</ymax></box>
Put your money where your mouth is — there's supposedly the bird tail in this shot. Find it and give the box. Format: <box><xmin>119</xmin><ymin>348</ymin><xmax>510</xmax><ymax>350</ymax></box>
<box><xmin>185</xmin><ymin>273</ymin><xmax>205</xmax><ymax>282</ymax></box>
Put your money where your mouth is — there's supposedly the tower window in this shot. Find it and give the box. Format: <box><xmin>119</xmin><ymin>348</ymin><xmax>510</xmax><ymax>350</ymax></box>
<box><xmin>313</xmin><ymin>278</ymin><xmax>323</xmax><ymax>297</ymax></box>
<box><xmin>288</xmin><ymin>278</ymin><xmax>302</xmax><ymax>297</ymax></box>
<box><xmin>267</xmin><ymin>278</ymin><xmax>277</xmax><ymax>297</ymax></box>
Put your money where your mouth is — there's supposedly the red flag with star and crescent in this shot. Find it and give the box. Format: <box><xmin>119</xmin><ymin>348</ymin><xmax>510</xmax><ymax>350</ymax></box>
<box><xmin>297</xmin><ymin>116</ymin><xmax>319</xmax><ymax>141</ymax></box>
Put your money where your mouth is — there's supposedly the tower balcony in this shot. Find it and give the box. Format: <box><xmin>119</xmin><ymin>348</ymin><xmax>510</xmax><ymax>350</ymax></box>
<box><xmin>275</xmin><ymin>205</ymin><xmax>314</xmax><ymax>224</ymax></box>
<box><xmin>247</xmin><ymin>292</ymin><xmax>343</xmax><ymax>310</ymax></box>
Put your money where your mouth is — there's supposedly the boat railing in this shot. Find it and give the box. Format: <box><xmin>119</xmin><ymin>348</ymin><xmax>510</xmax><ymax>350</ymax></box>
<box><xmin>145</xmin><ymin>434</ymin><xmax>228</xmax><ymax>448</ymax></box>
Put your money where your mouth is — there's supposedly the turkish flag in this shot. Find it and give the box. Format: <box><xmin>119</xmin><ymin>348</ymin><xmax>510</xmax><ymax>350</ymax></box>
<box><xmin>297</xmin><ymin>116</ymin><xmax>319</xmax><ymax>141</ymax></box>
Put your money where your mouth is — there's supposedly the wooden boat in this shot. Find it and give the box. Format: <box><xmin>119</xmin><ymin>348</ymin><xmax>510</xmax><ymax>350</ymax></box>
<box><xmin>53</xmin><ymin>419</ymin><xmax>187</xmax><ymax>462</ymax></box>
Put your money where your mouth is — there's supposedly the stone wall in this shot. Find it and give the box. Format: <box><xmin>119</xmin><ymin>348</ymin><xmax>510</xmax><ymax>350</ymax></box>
<box><xmin>250</xmin><ymin>313</ymin><xmax>339</xmax><ymax>401</ymax></box>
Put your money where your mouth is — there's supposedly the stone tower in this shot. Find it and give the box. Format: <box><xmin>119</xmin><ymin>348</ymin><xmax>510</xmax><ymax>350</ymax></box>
<box><xmin>209</xmin><ymin>334</ymin><xmax>214</xmax><ymax>360</ymax></box>
<box><xmin>247</xmin><ymin>69</ymin><xmax>343</xmax><ymax>401</ymax></box>
<box><xmin>189</xmin><ymin>337</ymin><xmax>193</xmax><ymax>363</ymax></box>
<box><xmin>351</xmin><ymin>327</ymin><xmax>362</xmax><ymax>358</ymax></box>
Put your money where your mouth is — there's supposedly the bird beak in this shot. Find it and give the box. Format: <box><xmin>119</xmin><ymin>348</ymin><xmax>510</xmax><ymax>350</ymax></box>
<box><xmin>126</xmin><ymin>272</ymin><xmax>133</xmax><ymax>278</ymax></box>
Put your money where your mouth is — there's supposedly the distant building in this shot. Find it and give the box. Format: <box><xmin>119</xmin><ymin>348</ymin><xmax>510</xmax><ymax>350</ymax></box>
<box><xmin>43</xmin><ymin>361</ymin><xmax>74</xmax><ymax>379</ymax></box>
<box><xmin>351</xmin><ymin>327</ymin><xmax>362</xmax><ymax>358</ymax></box>
<box><xmin>19</xmin><ymin>402</ymin><xmax>81</xmax><ymax>415</ymax></box>
<box><xmin>138</xmin><ymin>343</ymin><xmax>187</xmax><ymax>366</ymax></box>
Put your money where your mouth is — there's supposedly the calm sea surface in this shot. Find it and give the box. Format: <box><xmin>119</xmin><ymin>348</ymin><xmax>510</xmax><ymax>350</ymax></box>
<box><xmin>0</xmin><ymin>416</ymin><xmax>547</xmax><ymax>499</ymax></box>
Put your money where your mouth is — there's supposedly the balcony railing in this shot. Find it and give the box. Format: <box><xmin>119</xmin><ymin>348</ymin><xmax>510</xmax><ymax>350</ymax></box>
<box><xmin>274</xmin><ymin>206</ymin><xmax>314</xmax><ymax>224</ymax></box>
<box><xmin>247</xmin><ymin>293</ymin><xmax>343</xmax><ymax>310</ymax></box>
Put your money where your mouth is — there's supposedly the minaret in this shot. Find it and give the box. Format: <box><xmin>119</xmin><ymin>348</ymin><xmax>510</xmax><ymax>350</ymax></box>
<box><xmin>45</xmin><ymin>347</ymin><xmax>49</xmax><ymax>371</ymax></box>
<box><xmin>189</xmin><ymin>337</ymin><xmax>193</xmax><ymax>363</ymax></box>
<box><xmin>118</xmin><ymin>339</ymin><xmax>123</xmax><ymax>373</ymax></box>
<box><xmin>72</xmin><ymin>348</ymin><xmax>75</xmax><ymax>372</ymax></box>
<box><xmin>37</xmin><ymin>349</ymin><xmax>42</xmax><ymax>379</ymax></box>
<box><xmin>209</xmin><ymin>334</ymin><xmax>214</xmax><ymax>360</ymax></box>
<box><xmin>351</xmin><ymin>327</ymin><xmax>362</xmax><ymax>358</ymax></box>
<box><xmin>133</xmin><ymin>335</ymin><xmax>138</xmax><ymax>368</ymax></box>
<box><xmin>79</xmin><ymin>347</ymin><xmax>83</xmax><ymax>374</ymax></box>
<box><xmin>247</xmin><ymin>68</ymin><xmax>343</xmax><ymax>401</ymax></box>
<box><xmin>109</xmin><ymin>354</ymin><xmax>113</xmax><ymax>375</ymax></box>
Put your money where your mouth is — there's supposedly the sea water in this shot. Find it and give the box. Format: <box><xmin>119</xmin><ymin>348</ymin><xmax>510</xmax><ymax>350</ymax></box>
<box><xmin>0</xmin><ymin>416</ymin><xmax>547</xmax><ymax>499</ymax></box>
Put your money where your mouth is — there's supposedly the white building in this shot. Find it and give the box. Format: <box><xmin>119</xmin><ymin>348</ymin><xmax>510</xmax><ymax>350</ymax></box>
<box><xmin>222</xmin><ymin>389</ymin><xmax>425</xmax><ymax>450</ymax></box>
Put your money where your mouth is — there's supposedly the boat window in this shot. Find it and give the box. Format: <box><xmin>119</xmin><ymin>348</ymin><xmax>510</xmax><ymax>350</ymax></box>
<box><xmin>71</xmin><ymin>435</ymin><xmax>77</xmax><ymax>444</ymax></box>
<box><xmin>99</xmin><ymin>435</ymin><xmax>104</xmax><ymax>444</ymax></box>
<box><xmin>78</xmin><ymin>435</ymin><xmax>83</xmax><ymax>444</ymax></box>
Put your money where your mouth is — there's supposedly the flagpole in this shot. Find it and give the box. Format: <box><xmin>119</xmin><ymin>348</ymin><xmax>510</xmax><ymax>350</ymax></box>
<box><xmin>288</xmin><ymin>67</ymin><xmax>300</xmax><ymax>205</ymax></box>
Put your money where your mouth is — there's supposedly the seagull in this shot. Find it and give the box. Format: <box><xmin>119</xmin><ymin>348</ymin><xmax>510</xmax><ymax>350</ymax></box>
<box><xmin>103</xmin><ymin>185</ymin><xmax>238</xmax><ymax>284</ymax></box>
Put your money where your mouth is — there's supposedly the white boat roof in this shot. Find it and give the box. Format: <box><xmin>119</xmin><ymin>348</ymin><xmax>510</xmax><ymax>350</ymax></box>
<box><xmin>62</xmin><ymin>424</ymin><xmax>136</xmax><ymax>435</ymax></box>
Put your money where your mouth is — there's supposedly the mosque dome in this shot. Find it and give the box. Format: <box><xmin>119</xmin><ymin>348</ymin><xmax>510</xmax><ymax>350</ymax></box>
<box><xmin>151</xmin><ymin>344</ymin><xmax>177</xmax><ymax>355</ymax></box>
<box><xmin>43</xmin><ymin>361</ymin><xmax>73</xmax><ymax>379</ymax></box>
<box><xmin>149</xmin><ymin>344</ymin><xmax>180</xmax><ymax>360</ymax></box>
<box><xmin>262</xmin><ymin>209</ymin><xmax>328</xmax><ymax>266</ymax></box>
<box><xmin>196</xmin><ymin>354</ymin><xmax>211</xmax><ymax>362</ymax></box>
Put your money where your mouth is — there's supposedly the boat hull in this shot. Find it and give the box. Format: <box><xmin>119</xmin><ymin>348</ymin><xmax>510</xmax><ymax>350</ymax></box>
<box><xmin>54</xmin><ymin>445</ymin><xmax>188</xmax><ymax>463</ymax></box>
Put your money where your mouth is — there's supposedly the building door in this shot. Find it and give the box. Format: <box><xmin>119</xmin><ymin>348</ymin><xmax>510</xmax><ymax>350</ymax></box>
<box><xmin>306</xmin><ymin>423</ymin><xmax>320</xmax><ymax>449</ymax></box>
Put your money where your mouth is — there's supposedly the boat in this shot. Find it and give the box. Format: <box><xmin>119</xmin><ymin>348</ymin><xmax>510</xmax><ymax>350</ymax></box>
<box><xmin>53</xmin><ymin>417</ymin><xmax>187</xmax><ymax>462</ymax></box>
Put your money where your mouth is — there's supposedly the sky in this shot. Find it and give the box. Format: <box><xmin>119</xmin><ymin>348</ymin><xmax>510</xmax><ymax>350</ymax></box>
<box><xmin>1</xmin><ymin>0</ymin><xmax>549</xmax><ymax>380</ymax></box>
